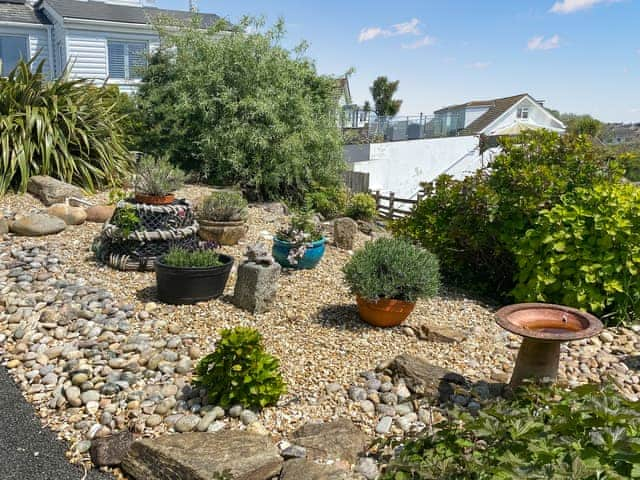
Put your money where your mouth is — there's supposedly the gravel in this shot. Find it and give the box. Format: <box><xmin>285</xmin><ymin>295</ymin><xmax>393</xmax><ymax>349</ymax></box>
<box><xmin>1</xmin><ymin>185</ymin><xmax>639</xmax><ymax>478</ymax></box>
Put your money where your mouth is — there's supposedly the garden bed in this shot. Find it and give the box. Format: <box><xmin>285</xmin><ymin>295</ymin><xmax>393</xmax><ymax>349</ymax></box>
<box><xmin>1</xmin><ymin>185</ymin><xmax>639</xmax><ymax>477</ymax></box>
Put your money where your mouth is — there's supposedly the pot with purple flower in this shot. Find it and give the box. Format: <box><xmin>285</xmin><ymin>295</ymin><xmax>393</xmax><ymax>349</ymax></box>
<box><xmin>272</xmin><ymin>208</ymin><xmax>325</xmax><ymax>269</ymax></box>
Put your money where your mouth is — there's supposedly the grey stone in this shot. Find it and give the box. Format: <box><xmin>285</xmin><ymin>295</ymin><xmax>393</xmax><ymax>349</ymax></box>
<box><xmin>27</xmin><ymin>175</ymin><xmax>84</xmax><ymax>206</ymax></box>
<box><xmin>174</xmin><ymin>415</ymin><xmax>200</xmax><ymax>433</ymax></box>
<box><xmin>0</xmin><ymin>217</ymin><xmax>8</xmax><ymax>235</ymax></box>
<box><xmin>10</xmin><ymin>214</ymin><xmax>66</xmax><ymax>237</ymax></box>
<box><xmin>279</xmin><ymin>458</ymin><xmax>348</xmax><ymax>480</ymax></box>
<box><xmin>375</xmin><ymin>417</ymin><xmax>393</xmax><ymax>434</ymax></box>
<box><xmin>232</xmin><ymin>262</ymin><xmax>281</xmax><ymax>314</ymax></box>
<box><xmin>357</xmin><ymin>457</ymin><xmax>379</xmax><ymax>480</ymax></box>
<box><xmin>348</xmin><ymin>386</ymin><xmax>367</xmax><ymax>402</ymax></box>
<box><xmin>333</xmin><ymin>217</ymin><xmax>358</xmax><ymax>250</ymax></box>
<box><xmin>281</xmin><ymin>445</ymin><xmax>306</xmax><ymax>459</ymax></box>
<box><xmin>360</xmin><ymin>400</ymin><xmax>375</xmax><ymax>414</ymax></box>
<box><xmin>390</xmin><ymin>354</ymin><xmax>467</xmax><ymax>399</ymax></box>
<box><xmin>122</xmin><ymin>431</ymin><xmax>283</xmax><ymax>480</ymax></box>
<box><xmin>394</xmin><ymin>403</ymin><xmax>414</xmax><ymax>416</ymax></box>
<box><xmin>240</xmin><ymin>410</ymin><xmax>258</xmax><ymax>425</ymax></box>
<box><xmin>90</xmin><ymin>430</ymin><xmax>135</xmax><ymax>467</ymax></box>
<box><xmin>291</xmin><ymin>419</ymin><xmax>370</xmax><ymax>464</ymax></box>
<box><xmin>229</xmin><ymin>405</ymin><xmax>243</xmax><ymax>417</ymax></box>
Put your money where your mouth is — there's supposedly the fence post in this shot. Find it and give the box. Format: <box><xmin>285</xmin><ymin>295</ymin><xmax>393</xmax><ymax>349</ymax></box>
<box><xmin>388</xmin><ymin>192</ymin><xmax>395</xmax><ymax>220</ymax></box>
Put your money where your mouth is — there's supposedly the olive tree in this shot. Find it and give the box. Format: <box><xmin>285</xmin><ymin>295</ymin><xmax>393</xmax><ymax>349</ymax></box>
<box><xmin>136</xmin><ymin>17</ymin><xmax>345</xmax><ymax>202</ymax></box>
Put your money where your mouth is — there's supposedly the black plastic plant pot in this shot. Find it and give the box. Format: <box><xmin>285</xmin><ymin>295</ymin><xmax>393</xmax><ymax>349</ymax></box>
<box><xmin>155</xmin><ymin>254</ymin><xmax>234</xmax><ymax>305</ymax></box>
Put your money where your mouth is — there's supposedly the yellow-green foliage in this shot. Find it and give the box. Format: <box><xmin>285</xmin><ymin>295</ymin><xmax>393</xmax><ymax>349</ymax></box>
<box><xmin>0</xmin><ymin>59</ymin><xmax>132</xmax><ymax>194</ymax></box>
<box><xmin>307</xmin><ymin>185</ymin><xmax>348</xmax><ymax>219</ymax></box>
<box><xmin>513</xmin><ymin>183</ymin><xmax>640</xmax><ymax>324</ymax></box>
<box><xmin>346</xmin><ymin>192</ymin><xmax>377</xmax><ymax>221</ymax></box>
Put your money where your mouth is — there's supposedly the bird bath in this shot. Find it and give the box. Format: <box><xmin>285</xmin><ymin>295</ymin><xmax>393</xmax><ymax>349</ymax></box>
<box><xmin>496</xmin><ymin>303</ymin><xmax>603</xmax><ymax>386</ymax></box>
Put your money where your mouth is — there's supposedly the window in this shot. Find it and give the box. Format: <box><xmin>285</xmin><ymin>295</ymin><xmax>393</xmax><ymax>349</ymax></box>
<box><xmin>0</xmin><ymin>35</ymin><xmax>29</xmax><ymax>76</ymax></box>
<box><xmin>517</xmin><ymin>106</ymin><xmax>529</xmax><ymax>120</ymax></box>
<box><xmin>108</xmin><ymin>41</ymin><xmax>147</xmax><ymax>80</ymax></box>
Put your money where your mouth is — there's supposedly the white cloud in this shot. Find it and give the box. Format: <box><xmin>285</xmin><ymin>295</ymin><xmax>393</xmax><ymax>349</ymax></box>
<box><xmin>527</xmin><ymin>34</ymin><xmax>561</xmax><ymax>50</ymax></box>
<box><xmin>402</xmin><ymin>35</ymin><xmax>436</xmax><ymax>49</ymax></box>
<box><xmin>467</xmin><ymin>61</ymin><xmax>491</xmax><ymax>69</ymax></box>
<box><xmin>358</xmin><ymin>18</ymin><xmax>422</xmax><ymax>43</ymax></box>
<box><xmin>550</xmin><ymin>0</ymin><xmax>620</xmax><ymax>14</ymax></box>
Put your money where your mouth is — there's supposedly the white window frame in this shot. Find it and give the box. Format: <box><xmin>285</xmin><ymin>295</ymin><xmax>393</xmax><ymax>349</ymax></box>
<box><xmin>0</xmin><ymin>33</ymin><xmax>29</xmax><ymax>76</ymax></box>
<box><xmin>107</xmin><ymin>40</ymin><xmax>148</xmax><ymax>81</ymax></box>
<box><xmin>517</xmin><ymin>106</ymin><xmax>529</xmax><ymax>120</ymax></box>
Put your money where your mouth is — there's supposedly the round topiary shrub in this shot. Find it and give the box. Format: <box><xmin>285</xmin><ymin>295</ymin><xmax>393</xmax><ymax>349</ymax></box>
<box><xmin>343</xmin><ymin>237</ymin><xmax>440</xmax><ymax>302</ymax></box>
<box><xmin>198</xmin><ymin>190</ymin><xmax>249</xmax><ymax>222</ymax></box>
<box><xmin>346</xmin><ymin>193</ymin><xmax>377</xmax><ymax>221</ymax></box>
<box><xmin>193</xmin><ymin>327</ymin><xmax>286</xmax><ymax>409</ymax></box>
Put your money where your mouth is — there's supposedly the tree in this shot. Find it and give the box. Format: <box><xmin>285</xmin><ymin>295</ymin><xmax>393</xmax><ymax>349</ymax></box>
<box><xmin>370</xmin><ymin>76</ymin><xmax>402</xmax><ymax>117</ymax></box>
<box><xmin>136</xmin><ymin>17</ymin><xmax>345</xmax><ymax>202</ymax></box>
<box><xmin>558</xmin><ymin>113</ymin><xmax>603</xmax><ymax>137</ymax></box>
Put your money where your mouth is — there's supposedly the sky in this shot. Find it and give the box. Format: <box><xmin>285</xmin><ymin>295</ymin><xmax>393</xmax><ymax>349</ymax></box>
<box><xmin>154</xmin><ymin>0</ymin><xmax>640</xmax><ymax>123</ymax></box>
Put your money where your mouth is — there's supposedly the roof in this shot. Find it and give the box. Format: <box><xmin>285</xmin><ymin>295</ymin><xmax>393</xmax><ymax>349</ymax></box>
<box><xmin>43</xmin><ymin>0</ymin><xmax>220</xmax><ymax>27</ymax></box>
<box><xmin>0</xmin><ymin>0</ymin><xmax>51</xmax><ymax>25</ymax></box>
<box><xmin>434</xmin><ymin>93</ymin><xmax>532</xmax><ymax>134</ymax></box>
<box><xmin>335</xmin><ymin>76</ymin><xmax>351</xmax><ymax>104</ymax></box>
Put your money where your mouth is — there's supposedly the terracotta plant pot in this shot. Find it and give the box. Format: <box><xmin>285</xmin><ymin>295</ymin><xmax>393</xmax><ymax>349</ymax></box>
<box><xmin>356</xmin><ymin>296</ymin><xmax>416</xmax><ymax>328</ymax></box>
<box><xmin>198</xmin><ymin>219</ymin><xmax>247</xmax><ymax>245</ymax></box>
<box><xmin>135</xmin><ymin>193</ymin><xmax>176</xmax><ymax>205</ymax></box>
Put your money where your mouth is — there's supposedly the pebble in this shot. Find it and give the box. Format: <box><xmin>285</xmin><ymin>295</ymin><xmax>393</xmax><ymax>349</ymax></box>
<box><xmin>228</xmin><ymin>405</ymin><xmax>243</xmax><ymax>417</ymax></box>
<box><xmin>375</xmin><ymin>416</ymin><xmax>393</xmax><ymax>434</ymax></box>
<box><xmin>174</xmin><ymin>415</ymin><xmax>200</xmax><ymax>433</ymax></box>
<box><xmin>240</xmin><ymin>410</ymin><xmax>258</xmax><ymax>425</ymax></box>
<box><xmin>357</xmin><ymin>457</ymin><xmax>379</xmax><ymax>480</ymax></box>
<box><xmin>281</xmin><ymin>445</ymin><xmax>307</xmax><ymax>459</ymax></box>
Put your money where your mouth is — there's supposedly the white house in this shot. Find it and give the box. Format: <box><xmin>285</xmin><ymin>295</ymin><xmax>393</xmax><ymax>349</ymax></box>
<box><xmin>347</xmin><ymin>93</ymin><xmax>566</xmax><ymax>199</ymax></box>
<box><xmin>0</xmin><ymin>0</ymin><xmax>220</xmax><ymax>91</ymax></box>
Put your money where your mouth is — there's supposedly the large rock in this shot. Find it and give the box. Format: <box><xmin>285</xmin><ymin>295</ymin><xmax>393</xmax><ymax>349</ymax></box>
<box><xmin>85</xmin><ymin>205</ymin><xmax>115</xmax><ymax>223</ymax></box>
<box><xmin>233</xmin><ymin>262</ymin><xmax>281</xmax><ymax>314</ymax></box>
<box><xmin>333</xmin><ymin>217</ymin><xmax>358</xmax><ymax>250</ymax></box>
<box><xmin>90</xmin><ymin>430</ymin><xmax>135</xmax><ymax>466</ymax></box>
<box><xmin>122</xmin><ymin>431</ymin><xmax>283</xmax><ymax>480</ymax></box>
<box><xmin>27</xmin><ymin>175</ymin><xmax>84</xmax><ymax>206</ymax></box>
<box><xmin>279</xmin><ymin>459</ymin><xmax>348</xmax><ymax>480</ymax></box>
<box><xmin>47</xmin><ymin>203</ymin><xmax>87</xmax><ymax>225</ymax></box>
<box><xmin>291</xmin><ymin>419</ymin><xmax>369</xmax><ymax>464</ymax></box>
<box><xmin>10</xmin><ymin>214</ymin><xmax>66</xmax><ymax>236</ymax></box>
<box><xmin>389</xmin><ymin>354</ymin><xmax>467</xmax><ymax>400</ymax></box>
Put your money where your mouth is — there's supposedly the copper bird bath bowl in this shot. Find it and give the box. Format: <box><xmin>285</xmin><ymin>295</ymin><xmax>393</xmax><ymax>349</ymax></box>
<box><xmin>496</xmin><ymin>303</ymin><xmax>603</xmax><ymax>386</ymax></box>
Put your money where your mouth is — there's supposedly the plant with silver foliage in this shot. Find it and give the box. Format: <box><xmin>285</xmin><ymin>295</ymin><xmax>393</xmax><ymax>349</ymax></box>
<box><xmin>198</xmin><ymin>191</ymin><xmax>248</xmax><ymax>222</ymax></box>
<box><xmin>134</xmin><ymin>155</ymin><xmax>185</xmax><ymax>196</ymax></box>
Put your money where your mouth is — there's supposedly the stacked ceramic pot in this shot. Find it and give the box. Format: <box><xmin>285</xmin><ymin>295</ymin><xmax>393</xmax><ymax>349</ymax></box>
<box><xmin>93</xmin><ymin>199</ymin><xmax>199</xmax><ymax>271</ymax></box>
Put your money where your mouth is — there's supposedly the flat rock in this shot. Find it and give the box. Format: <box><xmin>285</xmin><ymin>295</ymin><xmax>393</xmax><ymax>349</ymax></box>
<box><xmin>27</xmin><ymin>175</ymin><xmax>84</xmax><ymax>206</ymax></box>
<box><xmin>85</xmin><ymin>205</ymin><xmax>115</xmax><ymax>223</ymax></box>
<box><xmin>122</xmin><ymin>431</ymin><xmax>283</xmax><ymax>480</ymax></box>
<box><xmin>413</xmin><ymin>325</ymin><xmax>467</xmax><ymax>344</ymax></box>
<box><xmin>279</xmin><ymin>459</ymin><xmax>348</xmax><ymax>480</ymax></box>
<box><xmin>10</xmin><ymin>214</ymin><xmax>66</xmax><ymax>236</ymax></box>
<box><xmin>389</xmin><ymin>354</ymin><xmax>467</xmax><ymax>399</ymax></box>
<box><xmin>90</xmin><ymin>430</ymin><xmax>135</xmax><ymax>466</ymax></box>
<box><xmin>47</xmin><ymin>203</ymin><xmax>87</xmax><ymax>225</ymax></box>
<box><xmin>291</xmin><ymin>419</ymin><xmax>369</xmax><ymax>464</ymax></box>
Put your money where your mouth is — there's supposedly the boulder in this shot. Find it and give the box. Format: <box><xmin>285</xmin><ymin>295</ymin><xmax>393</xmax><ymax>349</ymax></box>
<box><xmin>389</xmin><ymin>354</ymin><xmax>467</xmax><ymax>400</ymax></box>
<box><xmin>333</xmin><ymin>217</ymin><xmax>358</xmax><ymax>250</ymax></box>
<box><xmin>233</xmin><ymin>262</ymin><xmax>281</xmax><ymax>314</ymax></box>
<box><xmin>122</xmin><ymin>431</ymin><xmax>283</xmax><ymax>480</ymax></box>
<box><xmin>85</xmin><ymin>205</ymin><xmax>115</xmax><ymax>223</ymax></box>
<box><xmin>279</xmin><ymin>459</ymin><xmax>348</xmax><ymax>480</ymax></box>
<box><xmin>47</xmin><ymin>203</ymin><xmax>87</xmax><ymax>225</ymax></box>
<box><xmin>90</xmin><ymin>430</ymin><xmax>135</xmax><ymax>466</ymax></box>
<box><xmin>27</xmin><ymin>175</ymin><xmax>84</xmax><ymax>206</ymax></box>
<box><xmin>411</xmin><ymin>325</ymin><xmax>468</xmax><ymax>344</ymax></box>
<box><xmin>10</xmin><ymin>214</ymin><xmax>66</xmax><ymax>236</ymax></box>
<box><xmin>291</xmin><ymin>419</ymin><xmax>369</xmax><ymax>464</ymax></box>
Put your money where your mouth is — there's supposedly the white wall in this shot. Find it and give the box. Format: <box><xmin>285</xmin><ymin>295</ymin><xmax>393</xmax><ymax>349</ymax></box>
<box><xmin>0</xmin><ymin>25</ymin><xmax>51</xmax><ymax>76</ymax></box>
<box><xmin>486</xmin><ymin>97</ymin><xmax>564</xmax><ymax>133</ymax></box>
<box><xmin>351</xmin><ymin>135</ymin><xmax>481</xmax><ymax>199</ymax></box>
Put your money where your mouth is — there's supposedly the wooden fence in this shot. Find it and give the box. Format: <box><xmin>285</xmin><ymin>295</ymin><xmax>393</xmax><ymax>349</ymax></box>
<box><xmin>344</xmin><ymin>171</ymin><xmax>370</xmax><ymax>193</ymax></box>
<box><xmin>370</xmin><ymin>189</ymin><xmax>426</xmax><ymax>220</ymax></box>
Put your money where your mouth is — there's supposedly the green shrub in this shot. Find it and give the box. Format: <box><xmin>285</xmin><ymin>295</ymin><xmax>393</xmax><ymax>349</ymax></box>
<box><xmin>162</xmin><ymin>247</ymin><xmax>223</xmax><ymax>268</ymax></box>
<box><xmin>512</xmin><ymin>183</ymin><xmax>640</xmax><ymax>324</ymax></box>
<box><xmin>393</xmin><ymin>131</ymin><xmax>623</xmax><ymax>299</ymax></box>
<box><xmin>276</xmin><ymin>203</ymin><xmax>323</xmax><ymax>244</ymax></box>
<box><xmin>343</xmin><ymin>237</ymin><xmax>439</xmax><ymax>302</ymax></box>
<box><xmin>198</xmin><ymin>191</ymin><xmax>248</xmax><ymax>222</ymax></box>
<box><xmin>108</xmin><ymin>188</ymin><xmax>128</xmax><ymax>205</ymax></box>
<box><xmin>110</xmin><ymin>205</ymin><xmax>140</xmax><ymax>237</ymax></box>
<box><xmin>0</xmin><ymin>59</ymin><xmax>132</xmax><ymax>194</ymax></box>
<box><xmin>346</xmin><ymin>193</ymin><xmax>377</xmax><ymax>221</ymax></box>
<box><xmin>194</xmin><ymin>327</ymin><xmax>286</xmax><ymax>409</ymax></box>
<box><xmin>307</xmin><ymin>185</ymin><xmax>348</xmax><ymax>219</ymax></box>
<box><xmin>134</xmin><ymin>155</ymin><xmax>185</xmax><ymax>196</ymax></box>
<box><xmin>382</xmin><ymin>383</ymin><xmax>640</xmax><ymax>480</ymax></box>
<box><xmin>136</xmin><ymin>17</ymin><xmax>345</xmax><ymax>202</ymax></box>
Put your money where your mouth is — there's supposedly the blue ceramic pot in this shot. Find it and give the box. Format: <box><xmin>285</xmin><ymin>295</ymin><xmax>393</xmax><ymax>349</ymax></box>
<box><xmin>272</xmin><ymin>237</ymin><xmax>326</xmax><ymax>269</ymax></box>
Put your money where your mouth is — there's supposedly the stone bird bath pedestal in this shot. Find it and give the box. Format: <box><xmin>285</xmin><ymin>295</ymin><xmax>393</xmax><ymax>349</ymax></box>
<box><xmin>496</xmin><ymin>303</ymin><xmax>603</xmax><ymax>386</ymax></box>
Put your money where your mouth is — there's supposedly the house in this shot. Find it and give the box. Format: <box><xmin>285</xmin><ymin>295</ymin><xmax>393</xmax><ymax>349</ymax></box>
<box><xmin>431</xmin><ymin>93</ymin><xmax>565</xmax><ymax>137</ymax></box>
<box><xmin>603</xmin><ymin>123</ymin><xmax>640</xmax><ymax>145</ymax></box>
<box><xmin>346</xmin><ymin>93</ymin><xmax>566</xmax><ymax>200</ymax></box>
<box><xmin>335</xmin><ymin>75</ymin><xmax>371</xmax><ymax>129</ymax></box>
<box><xmin>0</xmin><ymin>0</ymin><xmax>220</xmax><ymax>91</ymax></box>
